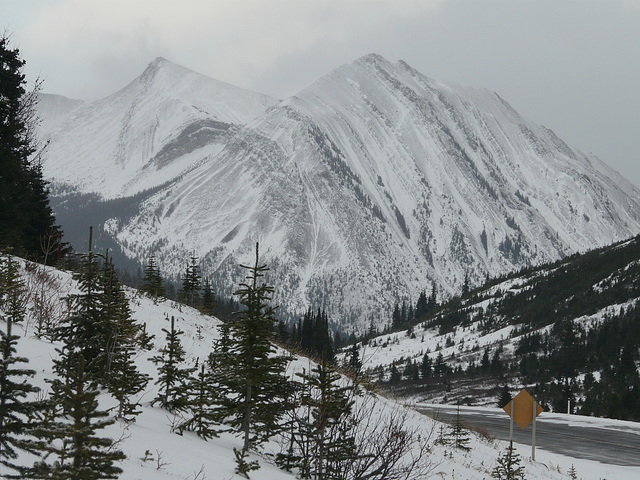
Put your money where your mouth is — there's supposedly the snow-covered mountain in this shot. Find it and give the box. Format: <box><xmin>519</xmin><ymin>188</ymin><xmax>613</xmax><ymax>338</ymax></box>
<box><xmin>38</xmin><ymin>57</ymin><xmax>277</xmax><ymax>198</ymax></box>
<box><xmin>37</xmin><ymin>54</ymin><xmax>640</xmax><ymax>332</ymax></box>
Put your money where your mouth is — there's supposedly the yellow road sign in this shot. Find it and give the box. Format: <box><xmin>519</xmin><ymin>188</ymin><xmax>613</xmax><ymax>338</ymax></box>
<box><xmin>503</xmin><ymin>388</ymin><xmax>543</xmax><ymax>429</ymax></box>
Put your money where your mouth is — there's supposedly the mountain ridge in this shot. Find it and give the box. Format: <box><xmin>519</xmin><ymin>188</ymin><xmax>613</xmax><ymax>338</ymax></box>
<box><xmin>38</xmin><ymin>57</ymin><xmax>278</xmax><ymax>198</ymax></box>
<box><xmin>37</xmin><ymin>54</ymin><xmax>640</xmax><ymax>332</ymax></box>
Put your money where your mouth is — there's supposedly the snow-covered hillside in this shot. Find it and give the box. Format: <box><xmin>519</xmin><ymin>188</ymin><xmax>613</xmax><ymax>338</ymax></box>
<box><xmin>37</xmin><ymin>54</ymin><xmax>640</xmax><ymax>332</ymax></box>
<box><xmin>345</xmin><ymin>235</ymin><xmax>640</xmax><ymax>412</ymax></box>
<box><xmin>2</xmin><ymin>256</ymin><xmax>635</xmax><ymax>480</ymax></box>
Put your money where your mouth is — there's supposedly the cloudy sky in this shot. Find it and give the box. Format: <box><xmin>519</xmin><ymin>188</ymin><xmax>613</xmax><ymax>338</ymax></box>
<box><xmin>3</xmin><ymin>0</ymin><xmax>639</xmax><ymax>187</ymax></box>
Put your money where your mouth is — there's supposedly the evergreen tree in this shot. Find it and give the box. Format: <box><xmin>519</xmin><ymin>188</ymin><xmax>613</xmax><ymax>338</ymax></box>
<box><xmin>498</xmin><ymin>384</ymin><xmax>511</xmax><ymax>409</ymax></box>
<box><xmin>428</xmin><ymin>282</ymin><xmax>437</xmax><ymax>310</ymax></box>
<box><xmin>180</xmin><ymin>254</ymin><xmax>201</xmax><ymax>306</ymax></box>
<box><xmin>491</xmin><ymin>349</ymin><xmax>503</xmax><ymax>374</ymax></box>
<box><xmin>420</xmin><ymin>352</ymin><xmax>433</xmax><ymax>379</ymax></box>
<box><xmin>416</xmin><ymin>290</ymin><xmax>428</xmax><ymax>318</ymax></box>
<box><xmin>150</xmin><ymin>316</ymin><xmax>194</xmax><ymax>412</ymax></box>
<box><xmin>219</xmin><ymin>243</ymin><xmax>289</xmax><ymax>462</ymax></box>
<box><xmin>407</xmin><ymin>303</ymin><xmax>415</xmax><ymax>326</ymax></box>
<box><xmin>392</xmin><ymin>303</ymin><xmax>401</xmax><ymax>329</ymax></box>
<box><xmin>491</xmin><ymin>441</ymin><xmax>525</xmax><ymax>480</ymax></box>
<box><xmin>276</xmin><ymin>319</ymin><xmax>290</xmax><ymax>344</ymax></box>
<box><xmin>400</xmin><ymin>300</ymin><xmax>407</xmax><ymax>326</ymax></box>
<box><xmin>40</xmin><ymin>354</ymin><xmax>125</xmax><ymax>480</ymax></box>
<box><xmin>366</xmin><ymin>318</ymin><xmax>377</xmax><ymax>339</ymax></box>
<box><xmin>0</xmin><ymin>256</ymin><xmax>43</xmax><ymax>475</ymax></box>
<box><xmin>481</xmin><ymin>347</ymin><xmax>491</xmax><ymax>371</ymax></box>
<box><xmin>389</xmin><ymin>363</ymin><xmax>401</xmax><ymax>384</ymax></box>
<box><xmin>296</xmin><ymin>354</ymin><xmax>357</xmax><ymax>480</ymax></box>
<box><xmin>298</xmin><ymin>308</ymin><xmax>335</xmax><ymax>361</ymax></box>
<box><xmin>180</xmin><ymin>363</ymin><xmax>221</xmax><ymax>440</ymax></box>
<box><xmin>201</xmin><ymin>278</ymin><xmax>216</xmax><ymax>316</ymax></box>
<box><xmin>347</xmin><ymin>343</ymin><xmax>362</xmax><ymax>374</ymax></box>
<box><xmin>53</xmin><ymin>228</ymin><xmax>105</xmax><ymax>381</ymax></box>
<box><xmin>301</xmin><ymin>309</ymin><xmax>314</xmax><ymax>353</ymax></box>
<box><xmin>106</xmin><ymin>333</ymin><xmax>149</xmax><ymax>420</ymax></box>
<box><xmin>141</xmin><ymin>255</ymin><xmax>164</xmax><ymax>298</ymax></box>
<box><xmin>0</xmin><ymin>35</ymin><xmax>65</xmax><ymax>261</ymax></box>
<box><xmin>100</xmin><ymin>255</ymin><xmax>151</xmax><ymax>420</ymax></box>
<box><xmin>433</xmin><ymin>352</ymin><xmax>447</xmax><ymax>377</ymax></box>
<box><xmin>462</xmin><ymin>272</ymin><xmax>470</xmax><ymax>296</ymax></box>
<box><xmin>447</xmin><ymin>405</ymin><xmax>471</xmax><ymax>451</ymax></box>
<box><xmin>274</xmin><ymin>376</ymin><xmax>305</xmax><ymax>474</ymax></box>
<box><xmin>56</xmin><ymin>233</ymin><xmax>148</xmax><ymax>395</ymax></box>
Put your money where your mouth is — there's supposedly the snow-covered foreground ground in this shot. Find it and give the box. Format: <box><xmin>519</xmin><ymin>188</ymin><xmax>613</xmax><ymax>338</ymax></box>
<box><xmin>3</xmin><ymin>258</ymin><xmax>639</xmax><ymax>479</ymax></box>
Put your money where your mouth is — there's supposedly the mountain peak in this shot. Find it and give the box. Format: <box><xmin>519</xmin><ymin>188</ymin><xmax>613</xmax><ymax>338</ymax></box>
<box><xmin>354</xmin><ymin>52</ymin><xmax>392</xmax><ymax>68</ymax></box>
<box><xmin>140</xmin><ymin>56</ymin><xmax>178</xmax><ymax>77</ymax></box>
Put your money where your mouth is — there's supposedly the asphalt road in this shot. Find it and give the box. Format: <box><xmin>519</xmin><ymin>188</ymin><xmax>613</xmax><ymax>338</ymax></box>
<box><xmin>417</xmin><ymin>405</ymin><xmax>640</xmax><ymax>467</ymax></box>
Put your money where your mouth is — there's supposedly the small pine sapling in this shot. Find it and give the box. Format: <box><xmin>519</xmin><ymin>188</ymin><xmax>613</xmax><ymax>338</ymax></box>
<box><xmin>492</xmin><ymin>441</ymin><xmax>525</xmax><ymax>480</ymax></box>
<box><xmin>234</xmin><ymin>447</ymin><xmax>259</xmax><ymax>479</ymax></box>
<box><xmin>448</xmin><ymin>405</ymin><xmax>471</xmax><ymax>451</ymax></box>
<box><xmin>150</xmin><ymin>316</ymin><xmax>195</xmax><ymax>412</ymax></box>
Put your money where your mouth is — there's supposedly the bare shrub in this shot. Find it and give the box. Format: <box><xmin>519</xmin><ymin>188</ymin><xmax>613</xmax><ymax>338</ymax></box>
<box><xmin>344</xmin><ymin>394</ymin><xmax>437</xmax><ymax>480</ymax></box>
<box><xmin>22</xmin><ymin>259</ymin><xmax>69</xmax><ymax>337</ymax></box>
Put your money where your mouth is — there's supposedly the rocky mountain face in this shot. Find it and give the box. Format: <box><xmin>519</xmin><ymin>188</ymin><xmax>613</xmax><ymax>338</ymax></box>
<box><xmin>37</xmin><ymin>54</ymin><xmax>640</xmax><ymax>333</ymax></box>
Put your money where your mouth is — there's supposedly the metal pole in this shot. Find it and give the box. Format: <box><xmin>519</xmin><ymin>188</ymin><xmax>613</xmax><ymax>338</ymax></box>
<box><xmin>510</xmin><ymin>400</ymin><xmax>514</xmax><ymax>443</ymax></box>
<box><xmin>532</xmin><ymin>400</ymin><xmax>536</xmax><ymax>461</ymax></box>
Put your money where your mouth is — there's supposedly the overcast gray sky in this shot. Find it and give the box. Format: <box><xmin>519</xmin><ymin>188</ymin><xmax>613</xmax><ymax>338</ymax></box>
<box><xmin>3</xmin><ymin>0</ymin><xmax>639</xmax><ymax>188</ymax></box>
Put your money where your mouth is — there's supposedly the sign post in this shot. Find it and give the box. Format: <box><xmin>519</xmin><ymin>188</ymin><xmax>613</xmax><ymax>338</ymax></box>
<box><xmin>502</xmin><ymin>389</ymin><xmax>543</xmax><ymax>461</ymax></box>
<box><xmin>532</xmin><ymin>397</ymin><xmax>537</xmax><ymax>460</ymax></box>
<box><xmin>509</xmin><ymin>400</ymin><xmax>514</xmax><ymax>443</ymax></box>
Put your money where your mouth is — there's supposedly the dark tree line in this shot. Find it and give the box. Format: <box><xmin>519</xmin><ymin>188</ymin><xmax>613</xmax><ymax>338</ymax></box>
<box><xmin>280</xmin><ymin>308</ymin><xmax>335</xmax><ymax>362</ymax></box>
<box><xmin>0</xmin><ymin>34</ymin><xmax>67</xmax><ymax>263</ymax></box>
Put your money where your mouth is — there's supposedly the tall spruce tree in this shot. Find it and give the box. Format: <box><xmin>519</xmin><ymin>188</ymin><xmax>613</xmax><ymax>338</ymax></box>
<box><xmin>420</xmin><ymin>352</ymin><xmax>433</xmax><ymax>379</ymax></box>
<box><xmin>150</xmin><ymin>316</ymin><xmax>194</xmax><ymax>412</ymax></box>
<box><xmin>415</xmin><ymin>290</ymin><xmax>428</xmax><ymax>318</ymax></box>
<box><xmin>141</xmin><ymin>255</ymin><xmax>164</xmax><ymax>299</ymax></box>
<box><xmin>98</xmin><ymin>254</ymin><xmax>151</xmax><ymax>421</ymax></box>
<box><xmin>41</xmin><ymin>353</ymin><xmax>125</xmax><ymax>480</ymax></box>
<box><xmin>0</xmin><ymin>35</ymin><xmax>64</xmax><ymax>261</ymax></box>
<box><xmin>296</xmin><ymin>354</ymin><xmax>357</xmax><ymax>480</ymax></box>
<box><xmin>0</xmin><ymin>255</ymin><xmax>43</xmax><ymax>476</ymax></box>
<box><xmin>56</xmin><ymin>232</ymin><xmax>148</xmax><ymax>393</ymax></box>
<box><xmin>180</xmin><ymin>362</ymin><xmax>222</xmax><ymax>440</ymax></box>
<box><xmin>201</xmin><ymin>278</ymin><xmax>216</xmax><ymax>316</ymax></box>
<box><xmin>180</xmin><ymin>255</ymin><xmax>201</xmax><ymax>306</ymax></box>
<box><xmin>498</xmin><ymin>384</ymin><xmax>512</xmax><ymax>409</ymax></box>
<box><xmin>219</xmin><ymin>243</ymin><xmax>289</xmax><ymax>470</ymax></box>
<box><xmin>107</xmin><ymin>334</ymin><xmax>149</xmax><ymax>420</ymax></box>
<box><xmin>104</xmin><ymin>281</ymin><xmax>150</xmax><ymax>420</ymax></box>
<box><xmin>54</xmin><ymin>228</ymin><xmax>105</xmax><ymax>381</ymax></box>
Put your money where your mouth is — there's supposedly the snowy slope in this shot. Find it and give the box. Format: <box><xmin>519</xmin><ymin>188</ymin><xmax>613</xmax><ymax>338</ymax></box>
<box><xmin>37</xmin><ymin>54</ymin><xmax>640</xmax><ymax>333</ymax></box>
<box><xmin>36</xmin><ymin>93</ymin><xmax>84</xmax><ymax>134</ymax></box>
<box><xmin>3</xmin><ymin>256</ymin><xmax>636</xmax><ymax>480</ymax></box>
